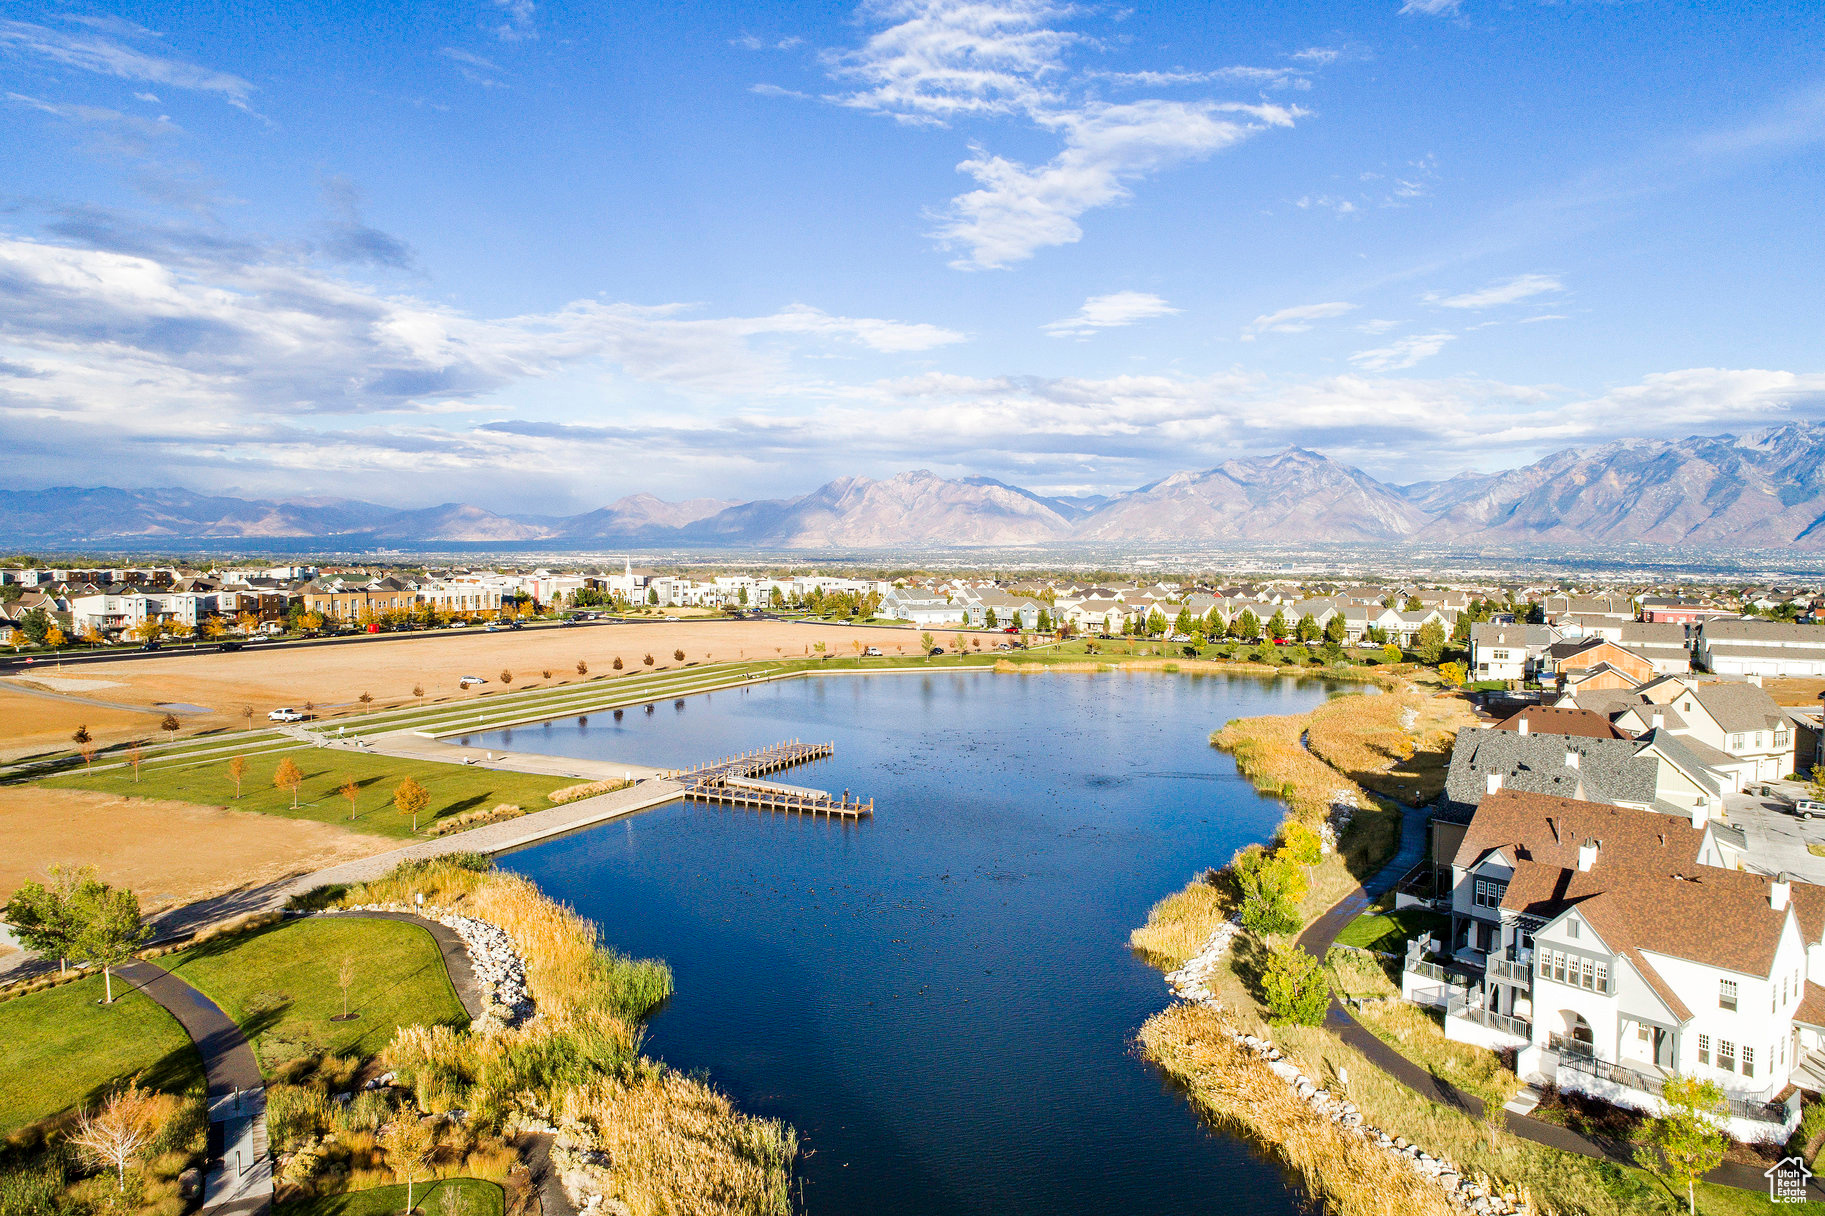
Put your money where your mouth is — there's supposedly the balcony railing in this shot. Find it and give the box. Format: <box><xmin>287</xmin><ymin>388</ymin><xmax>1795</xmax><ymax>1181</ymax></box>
<box><xmin>1448</xmin><ymin>994</ymin><xmax>1532</xmax><ymax>1039</ymax></box>
<box><xmin>1548</xmin><ymin>1032</ymin><xmax>1595</xmax><ymax>1060</ymax></box>
<box><xmin>1487</xmin><ymin>956</ymin><xmax>1533</xmax><ymax>987</ymax></box>
<box><xmin>1556</xmin><ymin>1052</ymin><xmax>1792</xmax><ymax>1125</ymax></box>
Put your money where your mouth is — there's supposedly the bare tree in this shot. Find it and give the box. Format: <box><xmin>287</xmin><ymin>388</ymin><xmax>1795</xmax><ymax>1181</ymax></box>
<box><xmin>73</xmin><ymin>725</ymin><xmax>95</xmax><ymax>770</ymax></box>
<box><xmin>126</xmin><ymin>741</ymin><xmax>144</xmax><ymax>783</ymax></box>
<box><xmin>359</xmin><ymin>691</ymin><xmax>374</xmax><ymax>707</ymax></box>
<box><xmin>71</xmin><ymin>1081</ymin><xmax>160</xmax><ymax>1191</ymax></box>
<box><xmin>381</xmin><ymin>1116</ymin><xmax>439</xmax><ymax>1215</ymax></box>
<box><xmin>240</xmin><ymin>704</ymin><xmax>254</xmax><ymax>731</ymax></box>
<box><xmin>337</xmin><ymin>954</ymin><xmax>357</xmax><ymax>1020</ymax></box>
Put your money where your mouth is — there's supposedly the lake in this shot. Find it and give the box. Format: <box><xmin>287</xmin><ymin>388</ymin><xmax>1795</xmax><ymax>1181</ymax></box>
<box><xmin>460</xmin><ymin>668</ymin><xmax>1340</xmax><ymax>1215</ymax></box>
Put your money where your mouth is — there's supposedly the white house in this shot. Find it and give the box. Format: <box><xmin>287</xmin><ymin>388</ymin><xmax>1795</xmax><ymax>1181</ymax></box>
<box><xmin>1698</xmin><ymin>620</ymin><xmax>1825</xmax><ymax>678</ymax></box>
<box><xmin>1469</xmin><ymin>623</ymin><xmax>1558</xmax><ymax>682</ymax></box>
<box><xmin>880</xmin><ymin>586</ymin><xmax>963</xmax><ymax>626</ymax></box>
<box><xmin>1405</xmin><ymin>790</ymin><xmax>1821</xmax><ymax>1140</ymax></box>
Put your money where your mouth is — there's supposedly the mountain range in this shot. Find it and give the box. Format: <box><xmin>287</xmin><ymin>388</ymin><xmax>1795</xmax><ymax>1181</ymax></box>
<box><xmin>10</xmin><ymin>423</ymin><xmax>1825</xmax><ymax>552</ymax></box>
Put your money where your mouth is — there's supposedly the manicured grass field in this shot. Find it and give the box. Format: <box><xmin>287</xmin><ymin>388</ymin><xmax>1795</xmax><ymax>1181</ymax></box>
<box><xmin>165</xmin><ymin>917</ymin><xmax>466</xmax><ymax>1071</ymax></box>
<box><xmin>41</xmin><ymin>751</ymin><xmax>569</xmax><ymax>839</ymax></box>
<box><xmin>1334</xmin><ymin>907</ymin><xmax>1450</xmax><ymax>954</ymax></box>
<box><xmin>277</xmin><ymin>1178</ymin><xmax>503</xmax><ymax>1216</ymax></box>
<box><xmin>0</xmin><ymin>974</ymin><xmax>203</xmax><ymax>1134</ymax></box>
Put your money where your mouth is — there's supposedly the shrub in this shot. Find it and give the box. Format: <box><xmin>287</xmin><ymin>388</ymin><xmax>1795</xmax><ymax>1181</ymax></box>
<box><xmin>0</xmin><ymin>1164</ymin><xmax>66</xmax><ymax>1216</ymax></box>
<box><xmin>642</xmin><ymin>654</ymin><xmax>654</xmax><ymax>667</ymax></box>
<box><xmin>268</xmin><ymin>1084</ymin><xmax>331</xmax><ymax>1153</ymax></box>
<box><xmin>1278</xmin><ymin>821</ymin><xmax>1324</xmax><ymax>866</ymax></box>
<box><xmin>1261</xmin><ymin>944</ymin><xmax>1329</xmax><ymax>1026</ymax></box>
<box><xmin>548</xmin><ymin>779</ymin><xmax>631</xmax><ymax>805</ymax></box>
<box><xmin>672</xmin><ymin>648</ymin><xmax>685</xmax><ymax>662</ymax></box>
<box><xmin>1233</xmin><ymin>846</ymin><xmax>1306</xmax><ymax>937</ymax></box>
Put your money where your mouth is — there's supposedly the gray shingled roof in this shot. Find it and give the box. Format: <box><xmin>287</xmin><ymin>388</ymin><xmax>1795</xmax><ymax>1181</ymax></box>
<box><xmin>1701</xmin><ymin>619</ymin><xmax>1825</xmax><ymax>645</ymax></box>
<box><xmin>1686</xmin><ymin>681</ymin><xmax>1789</xmax><ymax>733</ymax></box>
<box><xmin>1444</xmin><ymin>726</ymin><xmax>1662</xmax><ymax>814</ymax></box>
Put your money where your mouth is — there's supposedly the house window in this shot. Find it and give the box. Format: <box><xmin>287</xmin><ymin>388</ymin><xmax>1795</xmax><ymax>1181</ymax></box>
<box><xmin>1742</xmin><ymin>1046</ymin><xmax>1754</xmax><ymax>1078</ymax></box>
<box><xmin>1595</xmin><ymin>961</ymin><xmax>1609</xmax><ymax>993</ymax></box>
<box><xmin>1720</xmin><ymin>979</ymin><xmax>1737</xmax><ymax>1010</ymax></box>
<box><xmin>1718</xmin><ymin>1040</ymin><xmax>1736</xmax><ymax>1071</ymax></box>
<box><xmin>1580</xmin><ymin>958</ymin><xmax>1595</xmax><ymax>990</ymax></box>
<box><xmin>1732</xmin><ymin>734</ymin><xmax>1746</xmax><ymax>750</ymax></box>
<box><xmin>1776</xmin><ymin>730</ymin><xmax>1791</xmax><ymax>748</ymax></box>
<box><xmin>1638</xmin><ymin>1024</ymin><xmax>1651</xmax><ymax>1044</ymax></box>
<box><xmin>1474</xmin><ymin>879</ymin><xmax>1507</xmax><ymax>909</ymax></box>
<box><xmin>1566</xmin><ymin>920</ymin><xmax>1581</xmax><ymax>940</ymax></box>
<box><xmin>1698</xmin><ymin>1035</ymin><xmax>1711</xmax><ymax>1065</ymax></box>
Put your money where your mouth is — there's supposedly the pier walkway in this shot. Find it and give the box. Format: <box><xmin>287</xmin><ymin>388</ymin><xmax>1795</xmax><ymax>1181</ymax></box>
<box><xmin>670</xmin><ymin>741</ymin><xmax>873</xmax><ymax>818</ymax></box>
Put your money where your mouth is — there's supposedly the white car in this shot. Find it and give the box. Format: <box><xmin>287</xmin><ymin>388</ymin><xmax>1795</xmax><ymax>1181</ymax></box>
<box><xmin>1795</xmin><ymin>799</ymin><xmax>1824</xmax><ymax>820</ymax></box>
<box><xmin>863</xmin><ymin>647</ymin><xmax>883</xmax><ymax>657</ymax></box>
<box><xmin>268</xmin><ymin>707</ymin><xmax>305</xmax><ymax>722</ymax></box>
<box><xmin>459</xmin><ymin>675</ymin><xmax>488</xmax><ymax>688</ymax></box>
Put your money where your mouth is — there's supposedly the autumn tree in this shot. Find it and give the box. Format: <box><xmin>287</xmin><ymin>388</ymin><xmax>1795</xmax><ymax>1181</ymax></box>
<box><xmin>340</xmin><ymin>777</ymin><xmax>360</xmax><ymax>821</ymax></box>
<box><xmin>240</xmin><ymin>704</ymin><xmax>255</xmax><ymax>731</ymax></box>
<box><xmin>672</xmin><ymin>648</ymin><xmax>685</xmax><ymax>662</ymax></box>
<box><xmin>228</xmin><ymin>755</ymin><xmax>247</xmax><ymax>798</ymax></box>
<box><xmin>273</xmin><ymin>756</ymin><xmax>305</xmax><ymax>807</ymax></box>
<box><xmin>500</xmin><ymin>670</ymin><xmax>512</xmax><ymax>684</ymax></box>
<box><xmin>380</xmin><ymin>1116</ymin><xmax>439</xmax><ymax>1216</ymax></box>
<box><xmin>1635</xmin><ymin>1075</ymin><xmax>1727</xmax><ymax>1215</ymax></box>
<box><xmin>613</xmin><ymin>656</ymin><xmax>624</xmax><ymax>670</ymax></box>
<box><xmin>337</xmin><ymin>955</ymin><xmax>357</xmax><ymax>1020</ymax></box>
<box><xmin>71</xmin><ymin>1081</ymin><xmax>161</xmax><ymax>1192</ymax></box>
<box><xmin>359</xmin><ymin>691</ymin><xmax>374</xmax><ymax>707</ymax></box>
<box><xmin>642</xmin><ymin>653</ymin><xmax>654</xmax><ymax>667</ymax></box>
<box><xmin>575</xmin><ymin>661</ymin><xmax>587</xmax><ymax>676</ymax></box>
<box><xmin>159</xmin><ymin>712</ymin><xmax>180</xmax><ymax>739</ymax></box>
<box><xmin>394</xmin><ymin>777</ymin><xmax>430</xmax><ymax>832</ymax></box>
<box><xmin>413</xmin><ymin>683</ymin><xmax>425</xmax><ymax>703</ymax></box>
<box><xmin>72</xmin><ymin>724</ymin><xmax>94</xmax><ymax>769</ymax></box>
<box><xmin>126</xmin><ymin>740</ymin><xmax>144</xmax><ymax>783</ymax></box>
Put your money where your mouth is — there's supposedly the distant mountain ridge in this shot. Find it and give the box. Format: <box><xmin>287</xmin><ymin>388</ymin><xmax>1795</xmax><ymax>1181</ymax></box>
<box><xmin>10</xmin><ymin>423</ymin><xmax>1825</xmax><ymax>551</ymax></box>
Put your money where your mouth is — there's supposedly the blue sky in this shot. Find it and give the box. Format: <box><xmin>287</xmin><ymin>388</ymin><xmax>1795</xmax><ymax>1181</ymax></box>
<box><xmin>2</xmin><ymin>0</ymin><xmax>1822</xmax><ymax>512</ymax></box>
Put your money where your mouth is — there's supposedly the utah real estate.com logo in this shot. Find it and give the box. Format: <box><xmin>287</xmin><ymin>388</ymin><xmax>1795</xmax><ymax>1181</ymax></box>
<box><xmin>1765</xmin><ymin>1156</ymin><xmax>1813</xmax><ymax>1204</ymax></box>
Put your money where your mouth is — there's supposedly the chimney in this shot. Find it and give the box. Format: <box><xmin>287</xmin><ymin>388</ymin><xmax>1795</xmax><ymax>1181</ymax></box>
<box><xmin>1566</xmin><ymin>750</ymin><xmax>1580</xmax><ymax>770</ymax></box>
<box><xmin>1518</xmin><ymin>716</ymin><xmax>1530</xmax><ymax>735</ymax></box>
<box><xmin>1691</xmin><ymin>798</ymin><xmax>1707</xmax><ymax>829</ymax></box>
<box><xmin>1578</xmin><ymin>839</ymin><xmax>1600</xmax><ymax>872</ymax></box>
<box><xmin>1486</xmin><ymin>772</ymin><xmax>1505</xmax><ymax>796</ymax></box>
<box><xmin>1772</xmin><ymin>873</ymin><xmax>1792</xmax><ymax>912</ymax></box>
<box><xmin>1650</xmin><ymin>711</ymin><xmax>1665</xmax><ymax>731</ymax></box>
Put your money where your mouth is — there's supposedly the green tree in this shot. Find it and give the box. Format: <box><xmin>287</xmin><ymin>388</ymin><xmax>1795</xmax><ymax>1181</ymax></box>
<box><xmin>1279</xmin><ymin>821</ymin><xmax>1323</xmax><ymax>866</ymax></box>
<box><xmin>1174</xmin><ymin>607</ymin><xmax>1194</xmax><ymax>636</ymax></box>
<box><xmin>646</xmin><ymin>587</ymin><xmax>659</xmax><ymax>606</ymax></box>
<box><xmin>19</xmin><ymin>607</ymin><xmax>51</xmax><ymax>645</ymax></box>
<box><xmin>1266</xmin><ymin>609</ymin><xmax>1288</xmax><ymax>640</ymax></box>
<box><xmin>1261</xmin><ymin>944</ymin><xmax>1329</xmax><ymax>1026</ymax></box>
<box><xmin>1233</xmin><ymin>846</ymin><xmax>1305</xmax><ymax>937</ymax></box>
<box><xmin>1404</xmin><ymin>595</ymin><xmax>1424</xmax><ymax>611</ymax></box>
<box><xmin>1295</xmin><ymin>613</ymin><xmax>1319</xmax><ymax>643</ymax></box>
<box><xmin>920</xmin><ymin>632</ymin><xmax>935</xmax><ymax>653</ymax></box>
<box><xmin>1237</xmin><ymin>609</ymin><xmax>1261</xmax><ymax>641</ymax></box>
<box><xmin>1323</xmin><ymin>614</ymin><xmax>1347</xmax><ymax>645</ymax></box>
<box><xmin>1147</xmin><ymin>608</ymin><xmax>1168</xmax><ymax>637</ymax></box>
<box><xmin>71</xmin><ymin>882</ymin><xmax>152</xmax><ymax>1004</ymax></box>
<box><xmin>1415</xmin><ymin>619</ymin><xmax>1448</xmax><ymax>664</ymax></box>
<box><xmin>3</xmin><ymin>864</ymin><xmax>103</xmax><ymax>974</ymax></box>
<box><xmin>770</xmin><ymin>587</ymin><xmax>784</xmax><ymax>609</ymax></box>
<box><xmin>985</xmin><ymin>607</ymin><xmax>999</xmax><ymax>629</ymax></box>
<box><xmin>1634</xmin><ymin>1074</ymin><xmax>1727</xmax><ymax>1215</ymax></box>
<box><xmin>737</xmin><ymin>585</ymin><xmax>749</xmax><ymax>606</ymax></box>
<box><xmin>1036</xmin><ymin>609</ymin><xmax>1052</xmax><ymax>633</ymax></box>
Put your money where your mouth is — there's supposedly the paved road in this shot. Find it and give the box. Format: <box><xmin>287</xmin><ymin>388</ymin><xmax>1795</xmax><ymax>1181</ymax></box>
<box><xmin>1296</xmin><ymin>801</ymin><xmax>1825</xmax><ymax>1201</ymax></box>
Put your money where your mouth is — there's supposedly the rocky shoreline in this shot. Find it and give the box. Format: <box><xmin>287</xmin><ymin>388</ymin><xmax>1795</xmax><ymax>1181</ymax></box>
<box><xmin>1163</xmin><ymin>929</ymin><xmax>1526</xmax><ymax>1216</ymax></box>
<box><xmin>342</xmin><ymin>904</ymin><xmax>534</xmax><ymax>1029</ymax></box>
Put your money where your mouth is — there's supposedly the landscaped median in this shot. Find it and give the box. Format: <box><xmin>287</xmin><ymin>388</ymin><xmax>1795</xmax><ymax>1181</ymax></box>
<box><xmin>1129</xmin><ymin>685</ymin><xmax>1789</xmax><ymax>1216</ymax></box>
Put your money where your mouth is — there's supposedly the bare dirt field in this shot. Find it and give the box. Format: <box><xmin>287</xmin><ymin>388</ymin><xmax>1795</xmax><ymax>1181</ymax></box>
<box><xmin>1765</xmin><ymin>677</ymin><xmax>1825</xmax><ymax>706</ymax></box>
<box><xmin>0</xmin><ymin>620</ymin><xmax>968</xmax><ymax>759</ymax></box>
<box><xmin>0</xmin><ymin>787</ymin><xmax>388</xmax><ymax>911</ymax></box>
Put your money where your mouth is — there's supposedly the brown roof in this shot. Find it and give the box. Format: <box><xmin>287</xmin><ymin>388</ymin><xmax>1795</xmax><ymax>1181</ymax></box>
<box><xmin>1796</xmin><ymin>980</ymin><xmax>1825</xmax><ymax>1031</ymax></box>
<box><xmin>1455</xmin><ymin>791</ymin><xmax>1809</xmax><ymax>1001</ymax></box>
<box><xmin>1493</xmin><ymin>706</ymin><xmax>1633</xmax><ymax>740</ymax></box>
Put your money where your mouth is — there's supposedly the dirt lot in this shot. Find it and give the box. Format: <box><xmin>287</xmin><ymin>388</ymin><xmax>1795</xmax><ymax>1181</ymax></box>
<box><xmin>0</xmin><ymin>620</ymin><xmax>962</xmax><ymax>760</ymax></box>
<box><xmin>1765</xmin><ymin>677</ymin><xmax>1825</xmax><ymax>706</ymax></box>
<box><xmin>0</xmin><ymin>787</ymin><xmax>388</xmax><ymax>912</ymax></box>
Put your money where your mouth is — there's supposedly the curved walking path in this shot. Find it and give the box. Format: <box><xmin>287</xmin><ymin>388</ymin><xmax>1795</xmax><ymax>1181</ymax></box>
<box><xmin>317</xmin><ymin>909</ymin><xmax>486</xmax><ymax>1022</ymax></box>
<box><xmin>1297</xmin><ymin>801</ymin><xmax>1825</xmax><ymax>1201</ymax></box>
<box><xmin>116</xmin><ymin>960</ymin><xmax>272</xmax><ymax>1216</ymax></box>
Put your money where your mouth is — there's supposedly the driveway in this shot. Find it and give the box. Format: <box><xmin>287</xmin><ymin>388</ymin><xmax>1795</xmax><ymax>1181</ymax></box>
<box><xmin>1725</xmin><ymin>788</ymin><xmax>1825</xmax><ymax>883</ymax></box>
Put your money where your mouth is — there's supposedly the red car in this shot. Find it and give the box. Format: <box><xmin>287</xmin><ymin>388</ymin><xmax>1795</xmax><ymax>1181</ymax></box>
<box><xmin>1003</xmin><ymin>626</ymin><xmax>1020</xmax><ymax>634</ymax></box>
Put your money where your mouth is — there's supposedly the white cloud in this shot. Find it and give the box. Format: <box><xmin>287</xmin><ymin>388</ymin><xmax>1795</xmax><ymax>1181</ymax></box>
<box><xmin>791</xmin><ymin>1</ymin><xmax>1309</xmax><ymax>268</ymax></box>
<box><xmin>1434</xmin><ymin>273</ymin><xmax>1562</xmax><ymax>309</ymax></box>
<box><xmin>1357</xmin><ymin>318</ymin><xmax>1399</xmax><ymax>335</ymax></box>
<box><xmin>1399</xmin><ymin>0</ymin><xmax>1462</xmax><ymax>16</ymax></box>
<box><xmin>1043</xmin><ymin>291</ymin><xmax>1178</xmax><ymax>337</ymax></box>
<box><xmin>440</xmin><ymin>47</ymin><xmax>506</xmax><ymax>88</ymax></box>
<box><xmin>1241</xmin><ymin>300</ymin><xmax>1356</xmax><ymax>340</ymax></box>
<box><xmin>1350</xmin><ymin>332</ymin><xmax>1456</xmax><ymax>371</ymax></box>
<box><xmin>491</xmin><ymin>0</ymin><xmax>536</xmax><ymax>41</ymax></box>
<box><xmin>937</xmin><ymin>99</ymin><xmax>1298</xmax><ymax>268</ymax></box>
<box><xmin>0</xmin><ymin>19</ymin><xmax>256</xmax><ymax>112</ymax></box>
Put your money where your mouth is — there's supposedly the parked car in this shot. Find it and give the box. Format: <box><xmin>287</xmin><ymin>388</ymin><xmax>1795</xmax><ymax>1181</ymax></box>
<box><xmin>1003</xmin><ymin>626</ymin><xmax>1020</xmax><ymax>634</ymax></box>
<box><xmin>863</xmin><ymin>646</ymin><xmax>883</xmax><ymax>656</ymax></box>
<box><xmin>141</xmin><ymin>641</ymin><xmax>162</xmax><ymax>651</ymax></box>
<box><xmin>664</xmin><ymin>615</ymin><xmax>680</xmax><ymax>621</ymax></box>
<box><xmin>483</xmin><ymin>623</ymin><xmax>504</xmax><ymax>632</ymax></box>
<box><xmin>268</xmin><ymin>707</ymin><xmax>306</xmax><ymax>722</ymax></box>
<box><xmin>217</xmin><ymin>640</ymin><xmax>244</xmax><ymax>652</ymax></box>
<box><xmin>929</xmin><ymin>647</ymin><xmax>944</xmax><ymax>656</ymax></box>
<box><xmin>459</xmin><ymin>675</ymin><xmax>488</xmax><ymax>687</ymax></box>
<box><xmin>1796</xmin><ymin>799</ymin><xmax>1824</xmax><ymax>820</ymax></box>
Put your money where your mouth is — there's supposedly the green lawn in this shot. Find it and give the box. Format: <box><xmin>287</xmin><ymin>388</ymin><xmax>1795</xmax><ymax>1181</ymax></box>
<box><xmin>1334</xmin><ymin>907</ymin><xmax>1449</xmax><ymax>954</ymax></box>
<box><xmin>0</xmin><ymin>975</ymin><xmax>203</xmax><ymax>1134</ymax></box>
<box><xmin>41</xmin><ymin>751</ymin><xmax>570</xmax><ymax>839</ymax></box>
<box><xmin>277</xmin><ymin>1178</ymin><xmax>503</xmax><ymax>1216</ymax></box>
<box><xmin>164</xmin><ymin>917</ymin><xmax>466</xmax><ymax>1071</ymax></box>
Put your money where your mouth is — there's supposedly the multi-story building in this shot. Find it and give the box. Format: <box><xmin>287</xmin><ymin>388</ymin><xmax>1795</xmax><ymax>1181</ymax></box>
<box><xmin>1697</xmin><ymin>620</ymin><xmax>1825</xmax><ymax>678</ymax></box>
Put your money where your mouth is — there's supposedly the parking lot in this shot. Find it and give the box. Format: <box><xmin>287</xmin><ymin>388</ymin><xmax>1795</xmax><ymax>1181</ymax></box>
<box><xmin>1725</xmin><ymin>782</ymin><xmax>1825</xmax><ymax>883</ymax></box>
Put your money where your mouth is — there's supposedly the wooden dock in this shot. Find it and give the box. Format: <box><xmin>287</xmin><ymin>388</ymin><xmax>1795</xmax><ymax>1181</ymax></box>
<box><xmin>670</xmin><ymin>740</ymin><xmax>873</xmax><ymax>818</ymax></box>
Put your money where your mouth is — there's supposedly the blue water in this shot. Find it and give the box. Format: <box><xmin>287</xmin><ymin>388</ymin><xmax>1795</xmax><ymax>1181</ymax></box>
<box><xmin>462</xmin><ymin>669</ymin><xmax>1338</xmax><ymax>1215</ymax></box>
